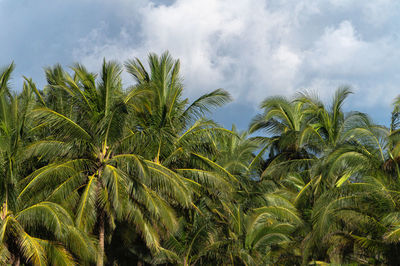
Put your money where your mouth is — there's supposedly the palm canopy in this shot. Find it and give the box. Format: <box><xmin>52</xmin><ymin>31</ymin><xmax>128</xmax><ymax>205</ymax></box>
<box><xmin>3</xmin><ymin>51</ymin><xmax>400</xmax><ymax>265</ymax></box>
<box><xmin>20</xmin><ymin>53</ymin><xmax>235</xmax><ymax>265</ymax></box>
<box><xmin>124</xmin><ymin>52</ymin><xmax>232</xmax><ymax>163</ymax></box>
<box><xmin>21</xmin><ymin>59</ymin><xmax>194</xmax><ymax>265</ymax></box>
<box><xmin>125</xmin><ymin>52</ymin><xmax>231</xmax><ymax>130</ymax></box>
<box><xmin>0</xmin><ymin>63</ymin><xmax>95</xmax><ymax>265</ymax></box>
<box><xmin>249</xmin><ymin>94</ymin><xmax>319</xmax><ymax>184</ymax></box>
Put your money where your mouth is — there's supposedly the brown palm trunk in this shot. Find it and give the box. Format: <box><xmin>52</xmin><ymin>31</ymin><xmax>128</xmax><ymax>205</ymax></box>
<box><xmin>13</xmin><ymin>256</ymin><xmax>20</xmax><ymax>266</ymax></box>
<box><xmin>97</xmin><ymin>211</ymin><xmax>105</xmax><ymax>266</ymax></box>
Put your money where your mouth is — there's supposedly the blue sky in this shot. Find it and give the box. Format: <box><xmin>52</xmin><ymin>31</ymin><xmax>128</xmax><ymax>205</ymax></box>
<box><xmin>1</xmin><ymin>0</ymin><xmax>400</xmax><ymax>129</ymax></box>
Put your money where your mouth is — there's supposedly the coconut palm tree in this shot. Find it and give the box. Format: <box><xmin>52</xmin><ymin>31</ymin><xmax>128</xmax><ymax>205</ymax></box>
<box><xmin>22</xmin><ymin>59</ymin><xmax>194</xmax><ymax>265</ymax></box>
<box><xmin>249</xmin><ymin>95</ymin><xmax>319</xmax><ymax>186</ymax></box>
<box><xmin>0</xmin><ymin>63</ymin><xmax>94</xmax><ymax>265</ymax></box>
<box><xmin>123</xmin><ymin>52</ymin><xmax>231</xmax><ymax>163</ymax></box>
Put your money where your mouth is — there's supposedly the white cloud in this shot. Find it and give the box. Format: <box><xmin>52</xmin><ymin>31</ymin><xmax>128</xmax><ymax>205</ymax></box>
<box><xmin>309</xmin><ymin>21</ymin><xmax>364</xmax><ymax>72</ymax></box>
<box><xmin>72</xmin><ymin>0</ymin><xmax>400</xmax><ymax>114</ymax></box>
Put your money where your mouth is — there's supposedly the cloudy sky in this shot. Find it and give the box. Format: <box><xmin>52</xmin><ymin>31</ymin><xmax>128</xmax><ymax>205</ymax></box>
<box><xmin>1</xmin><ymin>0</ymin><xmax>400</xmax><ymax>129</ymax></box>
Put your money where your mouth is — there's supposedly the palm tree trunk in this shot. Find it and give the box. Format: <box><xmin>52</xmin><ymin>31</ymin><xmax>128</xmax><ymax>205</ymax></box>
<box><xmin>14</xmin><ymin>257</ymin><xmax>21</xmax><ymax>266</ymax></box>
<box><xmin>97</xmin><ymin>211</ymin><xmax>105</xmax><ymax>266</ymax></box>
<box><xmin>12</xmin><ymin>256</ymin><xmax>20</xmax><ymax>266</ymax></box>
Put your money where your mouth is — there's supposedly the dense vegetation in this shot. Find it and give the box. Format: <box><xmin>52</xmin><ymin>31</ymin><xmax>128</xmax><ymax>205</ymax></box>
<box><xmin>1</xmin><ymin>51</ymin><xmax>400</xmax><ymax>265</ymax></box>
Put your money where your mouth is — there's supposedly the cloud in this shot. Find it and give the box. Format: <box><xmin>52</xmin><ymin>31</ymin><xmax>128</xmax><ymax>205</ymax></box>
<box><xmin>2</xmin><ymin>0</ymin><xmax>400</xmax><ymax>125</ymax></box>
<box><xmin>71</xmin><ymin>0</ymin><xmax>400</xmax><ymax>114</ymax></box>
<box><xmin>301</xmin><ymin>19</ymin><xmax>400</xmax><ymax>107</ymax></box>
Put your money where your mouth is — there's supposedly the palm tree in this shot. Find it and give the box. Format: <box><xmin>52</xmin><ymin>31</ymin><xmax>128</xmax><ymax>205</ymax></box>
<box><xmin>0</xmin><ymin>64</ymin><xmax>94</xmax><ymax>265</ymax></box>
<box><xmin>22</xmin><ymin>59</ymin><xmax>193</xmax><ymax>265</ymax></box>
<box><xmin>249</xmin><ymin>95</ymin><xmax>319</xmax><ymax>185</ymax></box>
<box><xmin>123</xmin><ymin>52</ymin><xmax>231</xmax><ymax>163</ymax></box>
<box><xmin>248</xmin><ymin>87</ymin><xmax>395</xmax><ymax>263</ymax></box>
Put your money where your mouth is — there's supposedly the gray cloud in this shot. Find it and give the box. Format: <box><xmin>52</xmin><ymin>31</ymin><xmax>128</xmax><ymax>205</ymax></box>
<box><xmin>1</xmin><ymin>0</ymin><xmax>400</xmax><ymax>126</ymax></box>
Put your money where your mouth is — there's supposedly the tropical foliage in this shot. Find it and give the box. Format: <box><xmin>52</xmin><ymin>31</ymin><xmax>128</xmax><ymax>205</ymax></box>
<box><xmin>1</xmin><ymin>52</ymin><xmax>400</xmax><ymax>265</ymax></box>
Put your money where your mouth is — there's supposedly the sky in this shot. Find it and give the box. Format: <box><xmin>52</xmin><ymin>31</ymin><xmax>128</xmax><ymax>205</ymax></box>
<box><xmin>1</xmin><ymin>0</ymin><xmax>400</xmax><ymax>129</ymax></box>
